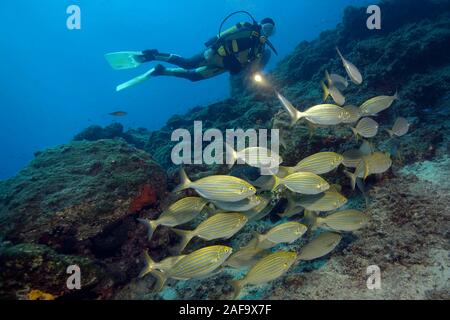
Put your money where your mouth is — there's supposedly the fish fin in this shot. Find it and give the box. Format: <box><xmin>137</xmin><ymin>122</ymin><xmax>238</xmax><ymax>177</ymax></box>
<box><xmin>137</xmin><ymin>218</ymin><xmax>159</xmax><ymax>241</ymax></box>
<box><xmin>304</xmin><ymin>210</ymin><xmax>318</xmax><ymax>230</ymax></box>
<box><xmin>308</xmin><ymin>122</ymin><xmax>317</xmax><ymax>138</ymax></box>
<box><xmin>275</xmin><ymin>91</ymin><xmax>304</xmax><ymax>125</ymax></box>
<box><xmin>394</xmin><ymin>90</ymin><xmax>399</xmax><ymax>100</ymax></box>
<box><xmin>271</xmin><ymin>175</ymin><xmax>282</xmax><ymax>192</ymax></box>
<box><xmin>344</xmin><ymin>170</ymin><xmax>357</xmax><ymax>191</ymax></box>
<box><xmin>172</xmin><ymin>228</ymin><xmax>194</xmax><ymax>253</ymax></box>
<box><xmin>173</xmin><ymin>168</ymin><xmax>192</xmax><ymax>193</ymax></box>
<box><xmin>228</xmin><ymin>280</ymin><xmax>244</xmax><ymax>300</ymax></box>
<box><xmin>252</xmin><ymin>232</ymin><xmax>265</xmax><ymax>249</ymax></box>
<box><xmin>321</xmin><ymin>81</ymin><xmax>330</xmax><ymax>102</ymax></box>
<box><xmin>350</xmin><ymin>127</ymin><xmax>359</xmax><ymax>139</ymax></box>
<box><xmin>362</xmin><ymin>158</ymin><xmax>370</xmax><ymax>180</ymax></box>
<box><xmin>139</xmin><ymin>250</ymin><xmax>156</xmax><ymax>278</ymax></box>
<box><xmin>336</xmin><ymin>47</ymin><xmax>345</xmax><ymax>61</ymax></box>
<box><xmin>385</xmin><ymin>128</ymin><xmax>394</xmax><ymax>138</ymax></box>
<box><xmin>150</xmin><ymin>270</ymin><xmax>168</xmax><ymax>293</ymax></box>
<box><xmin>225</xmin><ymin>142</ymin><xmax>238</xmax><ymax>169</ymax></box>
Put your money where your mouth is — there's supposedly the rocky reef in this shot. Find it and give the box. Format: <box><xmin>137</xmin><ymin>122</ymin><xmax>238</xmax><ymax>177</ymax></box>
<box><xmin>0</xmin><ymin>0</ymin><xmax>449</xmax><ymax>300</ymax></box>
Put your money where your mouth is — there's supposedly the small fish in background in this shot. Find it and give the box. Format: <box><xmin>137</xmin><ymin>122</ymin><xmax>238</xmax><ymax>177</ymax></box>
<box><xmin>359</xmin><ymin>93</ymin><xmax>398</xmax><ymax>116</ymax></box>
<box><xmin>225</xmin><ymin>244</ymin><xmax>269</xmax><ymax>269</ymax></box>
<box><xmin>272</xmin><ymin>171</ymin><xmax>330</xmax><ymax>195</ymax></box>
<box><xmin>174</xmin><ymin>168</ymin><xmax>256</xmax><ymax>203</ymax></box>
<box><xmin>351</xmin><ymin>117</ymin><xmax>379</xmax><ymax>139</ymax></box>
<box><xmin>251</xmin><ymin>222</ymin><xmax>308</xmax><ymax>250</ymax></box>
<box><xmin>297</xmin><ymin>231</ymin><xmax>342</xmax><ymax>261</ymax></box>
<box><xmin>228</xmin><ymin>251</ymin><xmax>298</xmax><ymax>299</ymax></box>
<box><xmin>344</xmin><ymin>152</ymin><xmax>392</xmax><ymax>189</ymax></box>
<box><xmin>322</xmin><ymin>71</ymin><xmax>346</xmax><ymax>106</ymax></box>
<box><xmin>294</xmin><ymin>152</ymin><xmax>344</xmax><ymax>175</ymax></box>
<box><xmin>329</xmin><ymin>73</ymin><xmax>349</xmax><ymax>91</ymax></box>
<box><xmin>150</xmin><ymin>245</ymin><xmax>233</xmax><ymax>292</ymax></box>
<box><xmin>139</xmin><ymin>250</ymin><xmax>186</xmax><ymax>278</ymax></box>
<box><xmin>342</xmin><ymin>105</ymin><xmax>362</xmax><ymax>124</ymax></box>
<box><xmin>137</xmin><ymin>196</ymin><xmax>209</xmax><ymax>240</ymax></box>
<box><xmin>336</xmin><ymin>47</ymin><xmax>363</xmax><ymax>85</ymax></box>
<box><xmin>172</xmin><ymin>213</ymin><xmax>248</xmax><ymax>253</ymax></box>
<box><xmin>281</xmin><ymin>189</ymin><xmax>348</xmax><ymax>218</ymax></box>
<box><xmin>108</xmin><ymin>111</ymin><xmax>128</xmax><ymax>117</ymax></box>
<box><xmin>315</xmin><ymin>209</ymin><xmax>370</xmax><ymax>232</ymax></box>
<box><xmin>386</xmin><ymin>117</ymin><xmax>410</xmax><ymax>137</ymax></box>
<box><xmin>211</xmin><ymin>195</ymin><xmax>261</xmax><ymax>212</ymax></box>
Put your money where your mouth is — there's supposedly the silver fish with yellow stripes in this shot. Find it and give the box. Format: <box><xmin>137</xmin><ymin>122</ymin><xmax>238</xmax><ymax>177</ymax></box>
<box><xmin>298</xmin><ymin>232</ymin><xmax>342</xmax><ymax>261</ymax></box>
<box><xmin>139</xmin><ymin>250</ymin><xmax>186</xmax><ymax>278</ymax></box>
<box><xmin>322</xmin><ymin>71</ymin><xmax>346</xmax><ymax>106</ymax></box>
<box><xmin>386</xmin><ymin>117</ymin><xmax>410</xmax><ymax>137</ymax></box>
<box><xmin>150</xmin><ymin>245</ymin><xmax>232</xmax><ymax>292</ymax></box>
<box><xmin>174</xmin><ymin>168</ymin><xmax>256</xmax><ymax>202</ymax></box>
<box><xmin>336</xmin><ymin>47</ymin><xmax>363</xmax><ymax>85</ymax></box>
<box><xmin>359</xmin><ymin>92</ymin><xmax>398</xmax><ymax>116</ymax></box>
<box><xmin>351</xmin><ymin>117</ymin><xmax>379</xmax><ymax>138</ymax></box>
<box><xmin>172</xmin><ymin>213</ymin><xmax>248</xmax><ymax>253</ymax></box>
<box><xmin>272</xmin><ymin>171</ymin><xmax>330</xmax><ymax>195</ymax></box>
<box><xmin>243</xmin><ymin>193</ymin><xmax>274</xmax><ymax>221</ymax></box>
<box><xmin>211</xmin><ymin>195</ymin><xmax>261</xmax><ymax>212</ymax></box>
<box><xmin>228</xmin><ymin>251</ymin><xmax>298</xmax><ymax>299</ymax></box>
<box><xmin>228</xmin><ymin>146</ymin><xmax>283</xmax><ymax>170</ymax></box>
<box><xmin>252</xmin><ymin>222</ymin><xmax>307</xmax><ymax>249</ymax></box>
<box><xmin>137</xmin><ymin>196</ymin><xmax>208</xmax><ymax>240</ymax></box>
<box><xmin>224</xmin><ymin>244</ymin><xmax>269</xmax><ymax>269</ymax></box>
<box><xmin>317</xmin><ymin>209</ymin><xmax>369</xmax><ymax>232</ymax></box>
<box><xmin>294</xmin><ymin>152</ymin><xmax>344</xmax><ymax>175</ymax></box>
<box><xmin>276</xmin><ymin>92</ymin><xmax>347</xmax><ymax>126</ymax></box>
<box><xmin>281</xmin><ymin>190</ymin><xmax>348</xmax><ymax>217</ymax></box>
<box><xmin>342</xmin><ymin>105</ymin><xmax>362</xmax><ymax>124</ymax></box>
<box><xmin>344</xmin><ymin>152</ymin><xmax>392</xmax><ymax>189</ymax></box>
<box><xmin>329</xmin><ymin>73</ymin><xmax>349</xmax><ymax>90</ymax></box>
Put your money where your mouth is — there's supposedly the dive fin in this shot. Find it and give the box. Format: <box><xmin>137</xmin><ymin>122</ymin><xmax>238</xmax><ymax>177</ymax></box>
<box><xmin>116</xmin><ymin>68</ymin><xmax>155</xmax><ymax>92</ymax></box>
<box><xmin>105</xmin><ymin>51</ymin><xmax>143</xmax><ymax>70</ymax></box>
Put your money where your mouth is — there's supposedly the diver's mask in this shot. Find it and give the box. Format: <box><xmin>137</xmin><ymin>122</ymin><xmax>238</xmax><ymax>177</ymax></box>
<box><xmin>261</xmin><ymin>23</ymin><xmax>276</xmax><ymax>37</ymax></box>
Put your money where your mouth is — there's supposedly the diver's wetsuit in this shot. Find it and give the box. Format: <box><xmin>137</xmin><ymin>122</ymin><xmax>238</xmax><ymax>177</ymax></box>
<box><xmin>140</xmin><ymin>22</ymin><xmax>271</xmax><ymax>82</ymax></box>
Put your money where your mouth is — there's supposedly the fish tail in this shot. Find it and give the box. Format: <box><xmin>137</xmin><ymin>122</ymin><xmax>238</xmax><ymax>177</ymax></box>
<box><xmin>137</xmin><ymin>218</ymin><xmax>159</xmax><ymax>241</ymax></box>
<box><xmin>138</xmin><ymin>250</ymin><xmax>156</xmax><ymax>278</ymax></box>
<box><xmin>150</xmin><ymin>270</ymin><xmax>168</xmax><ymax>293</ymax></box>
<box><xmin>293</xmin><ymin>111</ymin><xmax>305</xmax><ymax>125</ymax></box>
<box><xmin>172</xmin><ymin>228</ymin><xmax>194</xmax><ymax>253</ymax></box>
<box><xmin>385</xmin><ymin>128</ymin><xmax>394</xmax><ymax>138</ymax></box>
<box><xmin>252</xmin><ymin>231</ymin><xmax>264</xmax><ymax>249</ymax></box>
<box><xmin>336</xmin><ymin>46</ymin><xmax>344</xmax><ymax>60</ymax></box>
<box><xmin>173</xmin><ymin>168</ymin><xmax>192</xmax><ymax>193</ymax></box>
<box><xmin>304</xmin><ymin>210</ymin><xmax>318</xmax><ymax>230</ymax></box>
<box><xmin>350</xmin><ymin>127</ymin><xmax>359</xmax><ymax>140</ymax></box>
<box><xmin>344</xmin><ymin>170</ymin><xmax>357</xmax><ymax>191</ymax></box>
<box><xmin>228</xmin><ymin>280</ymin><xmax>244</xmax><ymax>300</ymax></box>
<box><xmin>321</xmin><ymin>81</ymin><xmax>330</xmax><ymax>102</ymax></box>
<box><xmin>271</xmin><ymin>175</ymin><xmax>282</xmax><ymax>192</ymax></box>
<box><xmin>394</xmin><ymin>90</ymin><xmax>399</xmax><ymax>100</ymax></box>
<box><xmin>225</xmin><ymin>142</ymin><xmax>238</xmax><ymax>169</ymax></box>
<box><xmin>282</xmin><ymin>192</ymin><xmax>302</xmax><ymax>217</ymax></box>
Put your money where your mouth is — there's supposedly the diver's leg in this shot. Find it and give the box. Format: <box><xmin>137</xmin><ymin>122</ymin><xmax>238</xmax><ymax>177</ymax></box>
<box><xmin>140</xmin><ymin>50</ymin><xmax>206</xmax><ymax>69</ymax></box>
<box><xmin>152</xmin><ymin>64</ymin><xmax>225</xmax><ymax>82</ymax></box>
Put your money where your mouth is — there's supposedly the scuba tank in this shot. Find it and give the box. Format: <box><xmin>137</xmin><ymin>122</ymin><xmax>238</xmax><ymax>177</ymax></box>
<box><xmin>205</xmin><ymin>11</ymin><xmax>278</xmax><ymax>56</ymax></box>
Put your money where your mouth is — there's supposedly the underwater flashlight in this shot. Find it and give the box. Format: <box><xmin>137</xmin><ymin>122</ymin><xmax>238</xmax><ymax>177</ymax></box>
<box><xmin>254</xmin><ymin>73</ymin><xmax>263</xmax><ymax>83</ymax></box>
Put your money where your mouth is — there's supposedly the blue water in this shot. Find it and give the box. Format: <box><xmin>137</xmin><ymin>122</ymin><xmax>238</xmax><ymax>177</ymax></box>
<box><xmin>0</xmin><ymin>0</ymin><xmax>371</xmax><ymax>180</ymax></box>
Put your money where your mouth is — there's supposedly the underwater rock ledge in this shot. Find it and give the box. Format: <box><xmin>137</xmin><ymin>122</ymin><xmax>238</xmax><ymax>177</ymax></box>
<box><xmin>0</xmin><ymin>0</ymin><xmax>449</xmax><ymax>300</ymax></box>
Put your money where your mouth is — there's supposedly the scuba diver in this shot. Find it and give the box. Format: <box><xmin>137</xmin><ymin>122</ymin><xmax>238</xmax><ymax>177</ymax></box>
<box><xmin>105</xmin><ymin>12</ymin><xmax>277</xmax><ymax>91</ymax></box>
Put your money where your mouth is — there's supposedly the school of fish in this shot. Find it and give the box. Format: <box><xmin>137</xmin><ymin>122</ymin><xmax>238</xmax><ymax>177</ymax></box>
<box><xmin>136</xmin><ymin>47</ymin><xmax>410</xmax><ymax>300</ymax></box>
